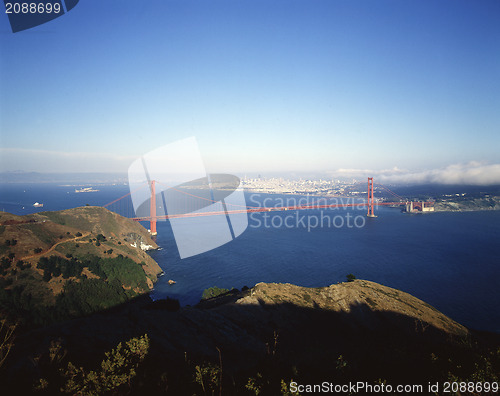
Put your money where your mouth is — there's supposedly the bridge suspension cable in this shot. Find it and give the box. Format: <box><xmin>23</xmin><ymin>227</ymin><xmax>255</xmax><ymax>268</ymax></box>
<box><xmin>103</xmin><ymin>177</ymin><xmax>432</xmax><ymax>233</ymax></box>
<box><xmin>375</xmin><ymin>183</ymin><xmax>406</xmax><ymax>202</ymax></box>
<box><xmin>102</xmin><ymin>182</ymin><xmax>149</xmax><ymax>208</ymax></box>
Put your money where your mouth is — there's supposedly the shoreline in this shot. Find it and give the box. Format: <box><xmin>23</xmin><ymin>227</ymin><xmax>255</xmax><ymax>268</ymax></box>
<box><xmin>243</xmin><ymin>189</ymin><xmax>500</xmax><ymax>213</ymax></box>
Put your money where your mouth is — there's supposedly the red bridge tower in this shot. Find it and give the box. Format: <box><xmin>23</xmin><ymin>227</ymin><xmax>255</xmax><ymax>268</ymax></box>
<box><xmin>150</xmin><ymin>180</ymin><xmax>157</xmax><ymax>235</ymax></box>
<box><xmin>367</xmin><ymin>177</ymin><xmax>376</xmax><ymax>218</ymax></box>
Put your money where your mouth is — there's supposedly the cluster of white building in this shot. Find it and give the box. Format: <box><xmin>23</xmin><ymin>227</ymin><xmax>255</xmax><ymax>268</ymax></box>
<box><xmin>241</xmin><ymin>177</ymin><xmax>358</xmax><ymax>196</ymax></box>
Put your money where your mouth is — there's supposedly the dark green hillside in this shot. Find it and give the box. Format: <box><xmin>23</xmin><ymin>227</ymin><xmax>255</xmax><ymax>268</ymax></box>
<box><xmin>0</xmin><ymin>207</ymin><xmax>162</xmax><ymax>327</ymax></box>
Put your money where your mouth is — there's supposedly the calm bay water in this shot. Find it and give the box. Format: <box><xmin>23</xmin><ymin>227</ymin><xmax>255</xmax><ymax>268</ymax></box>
<box><xmin>1</xmin><ymin>183</ymin><xmax>499</xmax><ymax>332</ymax></box>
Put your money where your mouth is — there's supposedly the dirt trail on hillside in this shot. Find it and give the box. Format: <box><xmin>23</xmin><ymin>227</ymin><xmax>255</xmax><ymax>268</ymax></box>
<box><xmin>21</xmin><ymin>232</ymin><xmax>91</xmax><ymax>261</ymax></box>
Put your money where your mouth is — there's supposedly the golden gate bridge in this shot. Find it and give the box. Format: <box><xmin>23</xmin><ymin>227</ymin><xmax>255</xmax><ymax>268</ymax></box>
<box><xmin>102</xmin><ymin>178</ymin><xmax>434</xmax><ymax>235</ymax></box>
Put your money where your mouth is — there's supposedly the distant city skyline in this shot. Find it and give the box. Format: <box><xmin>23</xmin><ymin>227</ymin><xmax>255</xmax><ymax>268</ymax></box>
<box><xmin>1</xmin><ymin>0</ymin><xmax>499</xmax><ymax>184</ymax></box>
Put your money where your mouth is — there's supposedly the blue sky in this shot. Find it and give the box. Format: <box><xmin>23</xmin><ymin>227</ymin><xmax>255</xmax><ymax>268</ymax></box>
<box><xmin>1</xmin><ymin>0</ymin><xmax>499</xmax><ymax>182</ymax></box>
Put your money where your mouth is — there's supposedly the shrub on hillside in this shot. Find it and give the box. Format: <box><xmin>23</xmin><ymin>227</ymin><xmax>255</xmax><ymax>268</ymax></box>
<box><xmin>149</xmin><ymin>297</ymin><xmax>180</xmax><ymax>311</ymax></box>
<box><xmin>201</xmin><ymin>286</ymin><xmax>230</xmax><ymax>300</ymax></box>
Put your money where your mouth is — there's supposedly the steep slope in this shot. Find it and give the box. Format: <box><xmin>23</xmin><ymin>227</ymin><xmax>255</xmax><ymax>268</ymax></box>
<box><xmin>0</xmin><ymin>207</ymin><xmax>162</xmax><ymax>326</ymax></box>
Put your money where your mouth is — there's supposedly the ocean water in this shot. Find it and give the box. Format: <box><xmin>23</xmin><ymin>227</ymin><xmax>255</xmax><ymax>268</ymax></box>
<box><xmin>1</xmin><ymin>183</ymin><xmax>499</xmax><ymax>332</ymax></box>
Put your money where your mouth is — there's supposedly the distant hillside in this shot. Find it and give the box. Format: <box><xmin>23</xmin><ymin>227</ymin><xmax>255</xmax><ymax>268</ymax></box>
<box><xmin>435</xmin><ymin>196</ymin><xmax>500</xmax><ymax>211</ymax></box>
<box><xmin>2</xmin><ymin>280</ymin><xmax>498</xmax><ymax>394</ymax></box>
<box><xmin>0</xmin><ymin>207</ymin><xmax>162</xmax><ymax>327</ymax></box>
<box><xmin>0</xmin><ymin>172</ymin><xmax>126</xmax><ymax>183</ymax></box>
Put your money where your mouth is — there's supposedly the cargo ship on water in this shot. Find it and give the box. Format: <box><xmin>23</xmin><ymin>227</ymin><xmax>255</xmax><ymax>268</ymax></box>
<box><xmin>75</xmin><ymin>187</ymin><xmax>99</xmax><ymax>193</ymax></box>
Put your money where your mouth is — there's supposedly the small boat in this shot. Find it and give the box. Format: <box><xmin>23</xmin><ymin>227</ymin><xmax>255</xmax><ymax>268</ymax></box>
<box><xmin>168</xmin><ymin>279</ymin><xmax>176</xmax><ymax>285</ymax></box>
<box><xmin>33</xmin><ymin>202</ymin><xmax>44</xmax><ymax>208</ymax></box>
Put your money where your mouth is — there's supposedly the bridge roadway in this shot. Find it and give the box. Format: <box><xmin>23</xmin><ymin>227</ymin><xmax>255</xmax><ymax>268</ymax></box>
<box><xmin>131</xmin><ymin>201</ymin><xmax>433</xmax><ymax>221</ymax></box>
